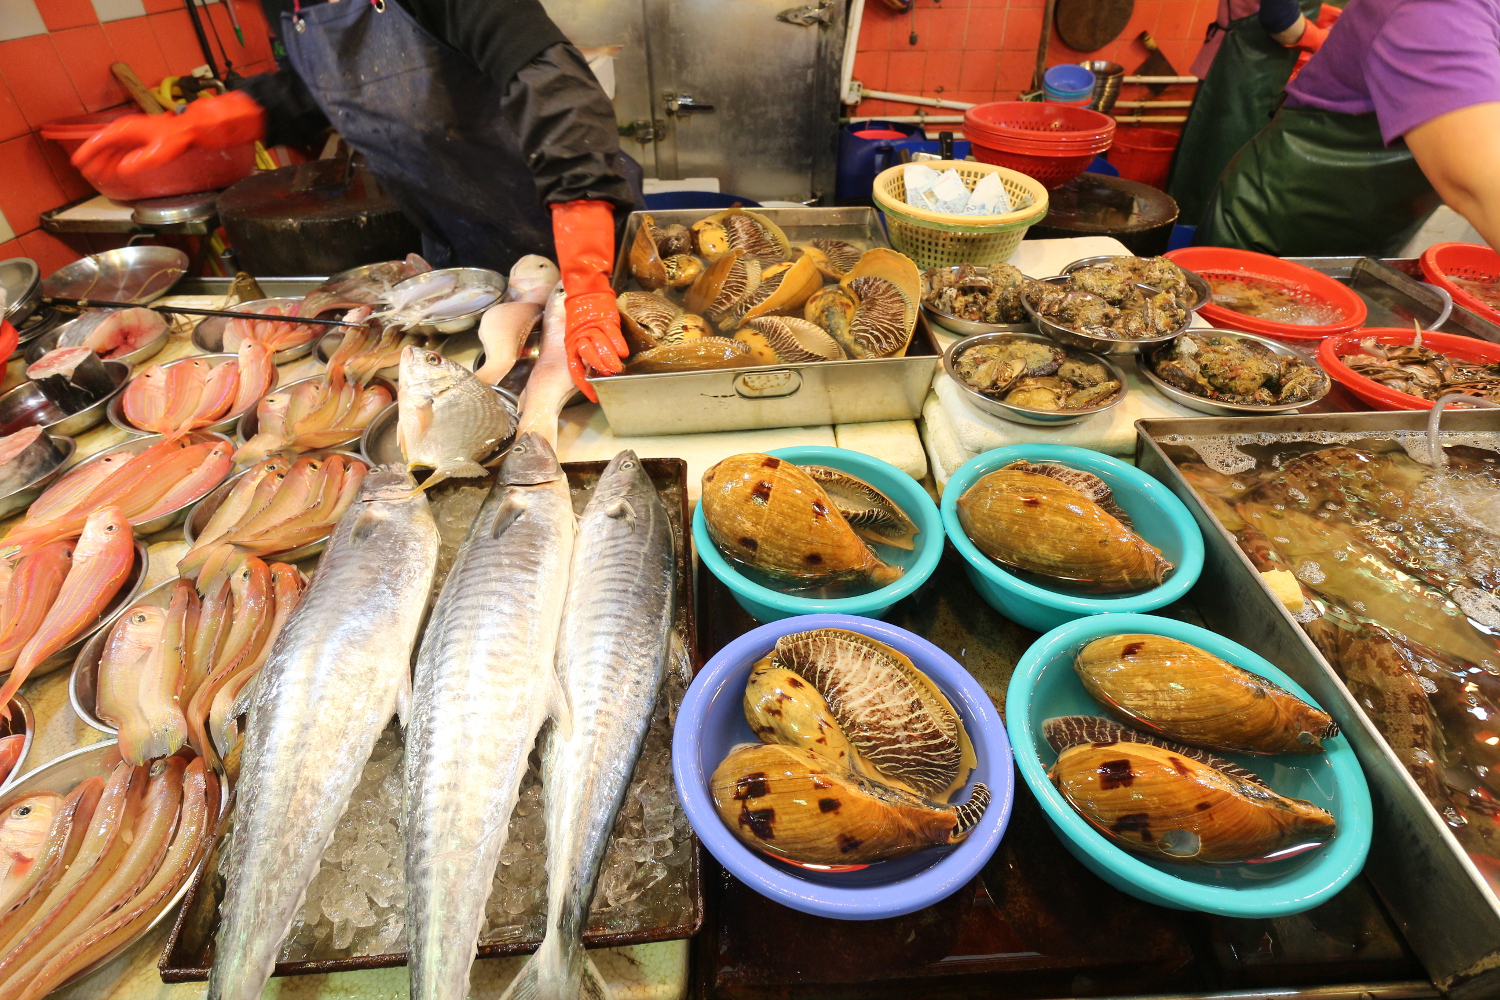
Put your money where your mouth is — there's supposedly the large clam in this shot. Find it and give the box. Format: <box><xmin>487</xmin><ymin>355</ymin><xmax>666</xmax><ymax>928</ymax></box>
<box><xmin>686</xmin><ymin>250</ymin><xmax>762</xmax><ymax>323</ymax></box>
<box><xmin>956</xmin><ymin>467</ymin><xmax>1173</xmax><ymax>592</ymax></box>
<box><xmin>734</xmin><ymin>254</ymin><xmax>824</xmax><ymax>330</ymax></box>
<box><xmin>627</xmin><ymin>337</ymin><xmax>753</xmax><ymax>374</ymax></box>
<box><xmin>630</xmin><ymin>215</ymin><xmax>704</xmax><ymax>291</ymax></box>
<box><xmin>1049</xmin><ymin>740</ymin><xmax>1336</xmax><ymax>864</ymax></box>
<box><xmin>804</xmin><ymin>285</ymin><xmax>858</xmax><ymax>346</ymax></box>
<box><xmin>617</xmin><ymin>291</ymin><xmax>681</xmax><ymax>353</ymax></box>
<box><xmin>711</xmin><ymin>742</ymin><xmax>991</xmax><ymax>865</ymax></box>
<box><xmin>693</xmin><ymin>208</ymin><xmax>790</xmax><ymax>264</ymax></box>
<box><xmin>799</xmin><ymin>465</ymin><xmax>918</xmax><ymax>550</ymax></box>
<box><xmin>839</xmin><ymin>249</ymin><xmax>921</xmax><ymax>359</ymax></box>
<box><xmin>1074</xmin><ymin>634</ymin><xmax>1339</xmax><ymax>754</ymax></box>
<box><xmin>773</xmin><ymin>628</ymin><xmax>975</xmax><ymax>799</ymax></box>
<box><xmin>735</xmin><ymin>317</ymin><xmax>846</xmax><ymax>365</ymax></box>
<box><xmin>743</xmin><ymin>657</ymin><xmax>862</xmax><ymax>772</ymax></box>
<box><xmin>701</xmin><ymin>453</ymin><xmax>902</xmax><ymax>588</ymax></box>
<box><xmin>1042</xmin><ymin>715</ymin><xmax>1270</xmax><ymax>788</ymax></box>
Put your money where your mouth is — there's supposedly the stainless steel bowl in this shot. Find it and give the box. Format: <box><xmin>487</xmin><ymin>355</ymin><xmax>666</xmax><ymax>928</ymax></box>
<box><xmin>41</xmin><ymin>246</ymin><xmax>189</xmax><ymax>304</ymax></box>
<box><xmin>191</xmin><ymin>297</ymin><xmax>324</xmax><ymax>364</ymax></box>
<box><xmin>1136</xmin><ymin>329</ymin><xmax>1332</xmax><ymax>416</ymax></box>
<box><xmin>0</xmin><ymin>694</ymin><xmax>35</xmax><ymax>791</ymax></box>
<box><xmin>0</xmin><ymin>739</ymin><xmax>225</xmax><ymax>990</ymax></box>
<box><xmin>25</xmin><ymin>310</ymin><xmax>171</xmax><ymax>368</ymax></box>
<box><xmin>383</xmin><ymin>267</ymin><xmax>506</xmax><ymax>335</ymax></box>
<box><xmin>182</xmin><ymin>449</ymin><xmax>366</xmax><ymax>563</ymax></box>
<box><xmin>0</xmin><ymin>434</ymin><xmax>74</xmax><ymax>520</ymax></box>
<box><xmin>359</xmin><ymin>384</ymin><xmax>519</xmax><ymax>467</ymax></box>
<box><xmin>1021</xmin><ymin>275</ymin><xmax>1188</xmax><ymax>356</ymax></box>
<box><xmin>1</xmin><ymin>257</ymin><xmax>40</xmax><ymax>325</ymax></box>
<box><xmin>14</xmin><ymin>307</ymin><xmax>66</xmax><ymax>356</ymax></box>
<box><xmin>0</xmin><ymin>360</ymin><xmax>129</xmax><ymax>438</ymax></box>
<box><xmin>942</xmin><ymin>332</ymin><xmax>1128</xmax><ymax>426</ymax></box>
<box><xmin>235</xmin><ymin>373</ymin><xmax>396</xmax><ymax>453</ymax></box>
<box><xmin>920</xmin><ymin>264</ymin><xmax>1038</xmax><ymax>337</ymax></box>
<box><xmin>0</xmin><ymin>540</ymin><xmax>150</xmax><ymax>687</ymax></box>
<box><xmin>1061</xmin><ymin>254</ymin><xmax>1211</xmax><ymax>312</ymax></box>
<box><xmin>65</xmin><ymin>431</ymin><xmax>234</xmax><ymax>534</ymax></box>
<box><xmin>107</xmin><ymin>354</ymin><xmax>275</xmax><ymax>437</ymax></box>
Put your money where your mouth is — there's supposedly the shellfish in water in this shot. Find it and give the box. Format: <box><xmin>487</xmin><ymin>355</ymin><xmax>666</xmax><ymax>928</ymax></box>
<box><xmin>1042</xmin><ymin>715</ymin><xmax>1269</xmax><ymax>788</ymax></box>
<box><xmin>812</xmin><ymin>238</ymin><xmax>863</xmax><ymax>278</ymax></box>
<box><xmin>627</xmin><ymin>337</ymin><xmax>753</xmax><ymax>374</ymax></box>
<box><xmin>740</xmin><ymin>317</ymin><xmax>846</xmax><ymax>364</ymax></box>
<box><xmin>1049</xmin><ymin>740</ymin><xmax>1336</xmax><ymax>864</ymax></box>
<box><xmin>804</xmin><ymin>285</ymin><xmax>858</xmax><ymax>344</ymax></box>
<box><xmin>799</xmin><ymin>465</ymin><xmax>918</xmax><ymax>550</ymax></box>
<box><xmin>629</xmin><ymin>215</ymin><xmax>671</xmax><ymax>291</ymax></box>
<box><xmin>701</xmin><ymin>453</ymin><xmax>902</xmax><ymax>588</ymax></box>
<box><xmin>711</xmin><ymin>742</ymin><xmax>990</xmax><ymax>865</ymax></box>
<box><xmin>1004</xmin><ymin>460</ymin><xmax>1132</xmax><ymax>527</ymax></box>
<box><xmin>618</xmin><ymin>291</ymin><xmax>681</xmax><ymax>352</ymax></box>
<box><xmin>743</xmin><ymin>657</ymin><xmax>862</xmax><ymax>772</ymax></box>
<box><xmin>1075</xmin><ymin>634</ymin><xmax>1339</xmax><ymax>754</ymax></box>
<box><xmin>774</xmin><ymin>628</ymin><xmax>975</xmax><ymax>798</ymax></box>
<box><xmin>840</xmin><ymin>249</ymin><xmax>921</xmax><ymax>359</ymax></box>
<box><xmin>956</xmin><ymin>468</ymin><xmax>1173</xmax><ymax>592</ymax></box>
<box><xmin>686</xmin><ymin>250</ymin><xmax>762</xmax><ymax>322</ymax></box>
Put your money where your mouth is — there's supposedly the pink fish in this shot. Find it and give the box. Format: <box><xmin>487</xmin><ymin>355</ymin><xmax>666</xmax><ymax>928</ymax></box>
<box><xmin>0</xmin><ymin>735</ymin><xmax>23</xmax><ymax>787</ymax></box>
<box><xmin>25</xmin><ymin>453</ymin><xmax>128</xmax><ymax>524</ymax></box>
<box><xmin>231</xmin><ymin>339</ymin><xmax>275</xmax><ymax>417</ymax></box>
<box><xmin>187</xmin><ymin>361</ymin><xmax>241</xmax><ymax>430</ymax></box>
<box><xmin>96</xmin><ymin>604</ymin><xmax>185</xmax><ymax>766</ymax></box>
<box><xmin>120</xmin><ymin>365</ymin><xmax>169</xmax><ymax>434</ymax></box>
<box><xmin>516</xmin><ymin>282</ymin><xmax>572</xmax><ymax>447</ymax></box>
<box><xmin>133</xmin><ymin>442</ymin><xmax>233</xmax><ymax>523</ymax></box>
<box><xmin>0</xmin><ymin>508</ymin><xmax>135</xmax><ymax>711</ymax></box>
<box><xmin>159</xmin><ymin>359</ymin><xmax>210</xmax><ymax>437</ymax></box>
<box><xmin>475</xmin><ymin>301</ymin><xmax>541</xmax><ymax>386</ymax></box>
<box><xmin>0</xmin><ymin>542</ymin><xmax>75</xmax><ymax>676</ymax></box>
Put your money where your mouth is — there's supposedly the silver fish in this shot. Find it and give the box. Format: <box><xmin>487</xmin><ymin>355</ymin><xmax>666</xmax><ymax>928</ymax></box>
<box><xmin>398</xmin><ymin>345</ymin><xmax>515</xmax><ymax>492</ymax></box>
<box><xmin>206</xmin><ymin>465</ymin><xmax>439</xmax><ymax>1000</ymax></box>
<box><xmin>499</xmin><ymin>450</ymin><xmax>675</xmax><ymax>1000</ymax></box>
<box><xmin>405</xmin><ymin>431</ymin><xmax>575</xmax><ymax>1000</ymax></box>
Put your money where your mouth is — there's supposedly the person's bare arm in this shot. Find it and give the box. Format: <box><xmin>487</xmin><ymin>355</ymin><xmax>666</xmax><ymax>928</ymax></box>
<box><xmin>1406</xmin><ymin>101</ymin><xmax>1500</xmax><ymax>251</ymax></box>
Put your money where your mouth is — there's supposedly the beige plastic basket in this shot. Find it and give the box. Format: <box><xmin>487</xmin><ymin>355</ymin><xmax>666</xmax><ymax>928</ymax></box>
<box><xmin>871</xmin><ymin>160</ymin><xmax>1049</xmax><ymax>270</ymax></box>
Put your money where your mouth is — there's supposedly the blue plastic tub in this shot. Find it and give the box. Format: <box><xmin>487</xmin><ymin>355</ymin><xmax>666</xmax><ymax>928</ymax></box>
<box><xmin>1044</xmin><ymin>64</ymin><xmax>1097</xmax><ymax>95</ymax></box>
<box><xmin>673</xmin><ymin>613</ymin><xmax>1014</xmax><ymax>919</ymax></box>
<box><xmin>835</xmin><ymin>120</ymin><xmax>973</xmax><ymax>203</ymax></box>
<box><xmin>694</xmin><ymin>446</ymin><xmax>942</xmax><ymax>622</ymax></box>
<box><xmin>940</xmin><ymin>444</ymin><xmax>1204</xmax><ymax>632</ymax></box>
<box><xmin>643</xmin><ymin>191</ymin><xmax>762</xmax><ymax>211</ymax></box>
<box><xmin>1006</xmin><ymin>613</ymin><xmax>1372</xmax><ymax>917</ymax></box>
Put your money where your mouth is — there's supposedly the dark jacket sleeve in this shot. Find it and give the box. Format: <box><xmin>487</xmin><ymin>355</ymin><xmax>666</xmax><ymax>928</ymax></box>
<box><xmin>237</xmin><ymin>67</ymin><xmax>332</xmax><ymax>148</ymax></box>
<box><xmin>500</xmin><ymin>42</ymin><xmax>637</xmax><ymax>211</ymax></box>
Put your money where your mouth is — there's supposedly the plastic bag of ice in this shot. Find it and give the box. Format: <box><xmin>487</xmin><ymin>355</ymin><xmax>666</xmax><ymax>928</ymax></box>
<box><xmin>965</xmin><ymin>171</ymin><xmax>1014</xmax><ymax>215</ymax></box>
<box><xmin>931</xmin><ymin>169</ymin><xmax>972</xmax><ymax>214</ymax></box>
<box><xmin>904</xmin><ymin>163</ymin><xmax>942</xmax><ymax>211</ymax></box>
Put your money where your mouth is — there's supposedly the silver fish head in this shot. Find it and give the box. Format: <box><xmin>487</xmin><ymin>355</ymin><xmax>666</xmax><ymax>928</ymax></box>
<box><xmin>398</xmin><ymin>345</ymin><xmax>470</xmax><ymax>400</ymax></box>
<box><xmin>358</xmin><ymin>463</ymin><xmax>421</xmax><ymax>501</ymax></box>
<box><xmin>502</xmin><ymin>431</ymin><xmax>561</xmax><ymax>485</ymax></box>
<box><xmin>593</xmin><ymin>449</ymin><xmax>653</xmax><ymax>510</ymax></box>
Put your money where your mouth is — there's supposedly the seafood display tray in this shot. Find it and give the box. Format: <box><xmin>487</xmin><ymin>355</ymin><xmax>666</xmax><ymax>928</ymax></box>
<box><xmin>600</xmin><ymin>207</ymin><xmax>940</xmax><ymax>436</ymax></box>
<box><xmin>1285</xmin><ymin>257</ymin><xmax>1500</xmax><ymax>344</ymax></box>
<box><xmin>156</xmin><ymin>458</ymin><xmax>704</xmax><ymax>981</ymax></box>
<box><xmin>1135</xmin><ymin>410</ymin><xmax>1500</xmax><ymax>1000</ymax></box>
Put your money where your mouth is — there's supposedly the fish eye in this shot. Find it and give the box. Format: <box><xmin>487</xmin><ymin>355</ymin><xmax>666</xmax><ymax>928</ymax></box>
<box><xmin>14</xmin><ymin>806</ymin><xmax>30</xmax><ymax>817</ymax></box>
<box><xmin>132</xmin><ymin>611</ymin><xmax>147</xmax><ymax>624</ymax></box>
<box><xmin>622</xmin><ymin>461</ymin><xmax>635</xmax><ymax>469</ymax></box>
<box><xmin>426</xmin><ymin>353</ymin><xmax>441</xmax><ymax>365</ymax></box>
<box><xmin>104</xmin><ymin>523</ymin><xmax>117</xmax><ymax>532</ymax></box>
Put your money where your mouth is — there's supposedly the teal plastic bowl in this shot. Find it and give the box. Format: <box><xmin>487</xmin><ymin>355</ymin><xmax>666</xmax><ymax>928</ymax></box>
<box><xmin>693</xmin><ymin>446</ymin><xmax>942</xmax><ymax>622</ymax></box>
<box><xmin>1007</xmin><ymin>613</ymin><xmax>1372</xmax><ymax>917</ymax></box>
<box><xmin>940</xmin><ymin>444</ymin><xmax>1204</xmax><ymax>632</ymax></box>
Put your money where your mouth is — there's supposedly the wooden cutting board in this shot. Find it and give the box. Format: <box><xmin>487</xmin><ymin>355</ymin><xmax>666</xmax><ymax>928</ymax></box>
<box><xmin>1055</xmin><ymin>0</ymin><xmax>1134</xmax><ymax>53</ymax></box>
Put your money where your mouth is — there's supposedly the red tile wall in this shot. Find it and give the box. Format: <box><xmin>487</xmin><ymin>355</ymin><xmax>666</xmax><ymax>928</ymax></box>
<box><xmin>850</xmin><ymin>0</ymin><xmax>1215</xmax><ymax>129</ymax></box>
<box><xmin>0</xmin><ymin>0</ymin><xmax>278</xmax><ymax>274</ymax></box>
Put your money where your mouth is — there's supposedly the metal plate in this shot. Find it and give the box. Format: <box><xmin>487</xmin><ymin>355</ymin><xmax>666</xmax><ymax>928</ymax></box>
<box><xmin>1136</xmin><ymin>330</ymin><xmax>1331</xmax><ymax>416</ymax></box>
<box><xmin>26</xmin><ymin>310</ymin><xmax>171</xmax><ymax>368</ymax></box>
<box><xmin>1134</xmin><ymin>409</ymin><xmax>1500</xmax><ymax>1000</ymax></box>
<box><xmin>234</xmin><ymin>373</ymin><xmax>395</xmax><ymax>452</ymax></box>
<box><xmin>920</xmin><ymin>264</ymin><xmax>1037</xmax><ymax>337</ymax></box>
<box><xmin>42</xmin><ymin>246</ymin><xmax>189</xmax><ymax>304</ymax></box>
<box><xmin>130</xmin><ymin>191</ymin><xmax>220</xmax><ymax>226</ymax></box>
<box><xmin>943</xmin><ymin>331</ymin><xmax>1127</xmax><ymax>425</ymax></box>
<box><xmin>1063</xmin><ymin>254</ymin><xmax>1212</xmax><ymax>312</ymax></box>
<box><xmin>0</xmin><ymin>433</ymin><xmax>74</xmax><ymax>520</ymax></box>
<box><xmin>158</xmin><ymin>457</ymin><xmax>704</xmax><ymax>981</ymax></box>
<box><xmin>190</xmin><ymin>297</ymin><xmax>322</xmax><ymax>364</ymax></box>
<box><xmin>106</xmin><ymin>354</ymin><xmax>273</xmax><ymax>437</ymax></box>
<box><xmin>0</xmin><ymin>359</ymin><xmax>130</xmax><ymax>438</ymax></box>
<box><xmin>64</xmin><ymin>431</ymin><xmax>234</xmax><ymax>534</ymax></box>
<box><xmin>0</xmin><ymin>694</ymin><xmax>35</xmax><ymax>792</ymax></box>
<box><xmin>1022</xmin><ymin>274</ymin><xmax>1188</xmax><ymax>355</ymax></box>
<box><xmin>596</xmin><ymin>207</ymin><xmax>940</xmax><ymax>436</ymax></box>
<box><xmin>1</xmin><ymin>256</ymin><xmax>40</xmax><ymax>325</ymax></box>
<box><xmin>383</xmin><ymin>267</ymin><xmax>505</xmax><ymax>335</ymax></box>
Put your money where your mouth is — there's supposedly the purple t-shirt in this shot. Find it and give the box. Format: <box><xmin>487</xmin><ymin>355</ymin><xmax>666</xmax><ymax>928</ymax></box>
<box><xmin>1285</xmin><ymin>0</ymin><xmax>1500</xmax><ymax>144</ymax></box>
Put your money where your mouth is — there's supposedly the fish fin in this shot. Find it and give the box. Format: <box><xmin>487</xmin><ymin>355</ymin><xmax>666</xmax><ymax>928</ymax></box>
<box><xmin>548</xmin><ymin>667</ymin><xmax>573</xmax><ymax>740</ymax></box>
<box><xmin>350</xmin><ymin>504</ymin><xmax>389</xmax><ymax>542</ymax></box>
<box><xmin>580</xmin><ymin>953</ymin><xmax>612</xmax><ymax>1000</ymax></box>
<box><xmin>604</xmin><ymin>499</ymin><xmax>635</xmax><ymax>524</ymax></box>
<box><xmin>497</xmin><ymin>936</ymin><xmax>613</xmax><ymax>1000</ymax></box>
<box><xmin>395</xmin><ymin>667</ymin><xmax>412</xmax><ymax>728</ymax></box>
<box><xmin>490</xmin><ymin>492</ymin><xmax>528</xmax><ymax>539</ymax></box>
<box><xmin>440</xmin><ymin>460</ymin><xmax>488</xmax><ymax>480</ymax></box>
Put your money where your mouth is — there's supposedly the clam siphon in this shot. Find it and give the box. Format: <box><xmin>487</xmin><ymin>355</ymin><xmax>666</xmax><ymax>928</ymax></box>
<box><xmin>773</xmin><ymin>628</ymin><xmax>974</xmax><ymax>798</ymax></box>
<box><xmin>956</xmin><ymin>466</ymin><xmax>1172</xmax><ymax>592</ymax></box>
<box><xmin>701</xmin><ymin>453</ymin><xmax>902</xmax><ymax>589</ymax></box>
<box><xmin>1074</xmin><ymin>634</ymin><xmax>1339</xmax><ymax>754</ymax></box>
<box><xmin>1049</xmin><ymin>740</ymin><xmax>1336</xmax><ymax>864</ymax></box>
<box><xmin>711</xmin><ymin>742</ymin><xmax>990</xmax><ymax>866</ymax></box>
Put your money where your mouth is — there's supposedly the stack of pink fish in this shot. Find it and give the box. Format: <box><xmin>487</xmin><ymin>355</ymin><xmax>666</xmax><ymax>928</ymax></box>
<box><xmin>179</xmin><ymin>453</ymin><xmax>368</xmax><ymax>592</ymax></box>
<box><xmin>323</xmin><ymin>317</ymin><xmax>423</xmax><ymax>386</ymax></box>
<box><xmin>0</xmin><ymin>508</ymin><xmax>137</xmax><ymax>712</ymax></box>
<box><xmin>2</xmin><ymin>437</ymin><xmax>232</xmax><ymax>558</ymax></box>
<box><xmin>97</xmin><ymin>561</ymin><xmax>306</xmax><ymax>769</ymax></box>
<box><xmin>120</xmin><ymin>341</ymin><xmax>275</xmax><ymax>438</ymax></box>
<box><xmin>233</xmin><ymin>371</ymin><xmax>390</xmax><ymax>465</ymax></box>
<box><xmin>0</xmin><ymin>755</ymin><xmax>214</xmax><ymax>998</ymax></box>
<box><xmin>0</xmin><ymin>732</ymin><xmax>22</xmax><ymax>786</ymax></box>
<box><xmin>223</xmin><ymin>301</ymin><xmax>319</xmax><ymax>353</ymax></box>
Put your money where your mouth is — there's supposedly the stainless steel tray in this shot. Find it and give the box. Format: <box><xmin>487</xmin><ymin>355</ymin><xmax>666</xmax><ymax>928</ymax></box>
<box><xmin>1135</xmin><ymin>409</ymin><xmax>1500</xmax><ymax>1000</ymax></box>
<box><xmin>1286</xmin><ymin>256</ymin><xmax>1500</xmax><ymax>343</ymax></box>
<box><xmin>598</xmin><ymin>208</ymin><xmax>939</xmax><ymax>436</ymax></box>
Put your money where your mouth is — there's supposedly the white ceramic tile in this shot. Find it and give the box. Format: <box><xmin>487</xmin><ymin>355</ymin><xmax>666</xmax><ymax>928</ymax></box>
<box><xmin>91</xmin><ymin>0</ymin><xmax>147</xmax><ymax>22</ymax></box>
<box><xmin>0</xmin><ymin>0</ymin><xmax>47</xmax><ymax>41</ymax></box>
<box><xmin>0</xmin><ymin>207</ymin><xmax>14</xmax><ymax>245</ymax></box>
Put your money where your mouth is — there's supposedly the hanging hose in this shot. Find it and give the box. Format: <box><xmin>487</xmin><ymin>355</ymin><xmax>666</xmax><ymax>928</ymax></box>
<box><xmin>1425</xmin><ymin>392</ymin><xmax>1500</xmax><ymax>466</ymax></box>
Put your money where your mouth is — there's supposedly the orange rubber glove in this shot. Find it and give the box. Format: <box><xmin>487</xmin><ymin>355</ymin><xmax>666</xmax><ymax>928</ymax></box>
<box><xmin>72</xmin><ymin>91</ymin><xmax>266</xmax><ymax>180</ymax></box>
<box><xmin>551</xmin><ymin>199</ymin><xmax>627</xmax><ymax>401</ymax></box>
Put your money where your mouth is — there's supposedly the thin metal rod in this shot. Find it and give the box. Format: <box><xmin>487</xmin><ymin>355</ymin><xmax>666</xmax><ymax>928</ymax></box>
<box><xmin>857</xmin><ymin>88</ymin><xmax>977</xmax><ymax>111</ymax></box>
<box><xmin>1123</xmin><ymin>75</ymin><xmax>1198</xmax><ymax>84</ymax></box>
<box><xmin>1114</xmin><ymin>100</ymin><xmax>1195</xmax><ymax>108</ymax></box>
<box><xmin>43</xmin><ymin>296</ymin><xmax>362</xmax><ymax>328</ymax></box>
<box><xmin>839</xmin><ymin>0</ymin><xmax>866</xmax><ymax>105</ymax></box>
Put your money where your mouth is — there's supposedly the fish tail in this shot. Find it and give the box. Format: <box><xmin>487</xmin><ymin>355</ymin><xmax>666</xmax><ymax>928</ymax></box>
<box><xmin>498</xmin><ymin>934</ymin><xmax>613</xmax><ymax>1000</ymax></box>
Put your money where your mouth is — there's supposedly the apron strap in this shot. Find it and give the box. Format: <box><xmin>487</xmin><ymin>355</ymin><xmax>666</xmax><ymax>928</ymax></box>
<box><xmin>292</xmin><ymin>0</ymin><xmax>384</xmax><ymax>31</ymax></box>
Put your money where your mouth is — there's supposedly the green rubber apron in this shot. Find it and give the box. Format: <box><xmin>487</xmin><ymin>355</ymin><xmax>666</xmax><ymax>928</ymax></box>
<box><xmin>1196</xmin><ymin>105</ymin><xmax>1441</xmax><ymax>256</ymax></box>
<box><xmin>1166</xmin><ymin>1</ymin><xmax>1316</xmax><ymax>226</ymax></box>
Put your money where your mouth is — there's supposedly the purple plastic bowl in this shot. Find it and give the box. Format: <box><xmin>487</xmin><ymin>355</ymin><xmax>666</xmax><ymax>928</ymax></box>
<box><xmin>672</xmin><ymin>613</ymin><xmax>1013</xmax><ymax>920</ymax></box>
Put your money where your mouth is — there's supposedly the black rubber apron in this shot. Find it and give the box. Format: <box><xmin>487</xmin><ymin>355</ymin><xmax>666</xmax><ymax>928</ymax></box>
<box><xmin>279</xmin><ymin>0</ymin><xmax>555</xmax><ymax>271</ymax></box>
<box><xmin>1196</xmin><ymin>105</ymin><xmax>1441</xmax><ymax>256</ymax></box>
<box><xmin>1166</xmin><ymin>0</ymin><xmax>1318</xmax><ymax>227</ymax></box>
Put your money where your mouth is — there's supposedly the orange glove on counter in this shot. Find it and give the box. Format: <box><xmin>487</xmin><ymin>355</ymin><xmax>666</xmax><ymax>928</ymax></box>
<box><xmin>72</xmin><ymin>91</ymin><xmax>266</xmax><ymax>180</ymax></box>
<box><xmin>551</xmin><ymin>199</ymin><xmax>627</xmax><ymax>402</ymax></box>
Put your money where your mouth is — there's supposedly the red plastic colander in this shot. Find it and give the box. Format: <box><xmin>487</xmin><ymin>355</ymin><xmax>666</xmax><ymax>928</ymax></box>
<box><xmin>1165</xmin><ymin>246</ymin><xmax>1366</xmax><ymax>340</ymax></box>
<box><xmin>1420</xmin><ymin>242</ymin><xmax>1500</xmax><ymax>326</ymax></box>
<box><xmin>1318</xmin><ymin>328</ymin><xmax>1500</xmax><ymax>411</ymax></box>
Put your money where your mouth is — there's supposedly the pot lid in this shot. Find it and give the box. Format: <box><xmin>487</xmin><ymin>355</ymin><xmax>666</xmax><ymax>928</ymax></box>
<box><xmin>130</xmin><ymin>191</ymin><xmax>221</xmax><ymax>226</ymax></box>
<box><xmin>0</xmin><ymin>258</ymin><xmax>40</xmax><ymax>324</ymax></box>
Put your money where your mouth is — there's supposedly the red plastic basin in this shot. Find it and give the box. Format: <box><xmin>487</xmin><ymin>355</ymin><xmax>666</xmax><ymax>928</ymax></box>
<box><xmin>41</xmin><ymin>109</ymin><xmax>255</xmax><ymax>203</ymax></box>
<box><xmin>1318</xmin><ymin>328</ymin><xmax>1500</xmax><ymax>411</ymax></box>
